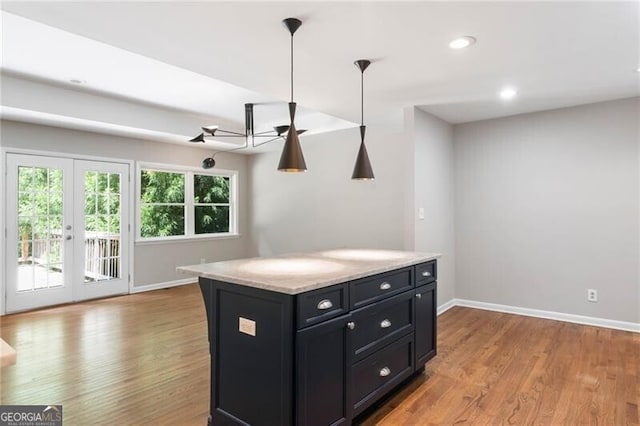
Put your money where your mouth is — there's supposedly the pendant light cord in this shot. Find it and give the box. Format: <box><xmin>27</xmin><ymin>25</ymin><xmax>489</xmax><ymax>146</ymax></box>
<box><xmin>290</xmin><ymin>34</ymin><xmax>294</xmax><ymax>103</ymax></box>
<box><xmin>361</xmin><ymin>70</ymin><xmax>364</xmax><ymax>126</ymax></box>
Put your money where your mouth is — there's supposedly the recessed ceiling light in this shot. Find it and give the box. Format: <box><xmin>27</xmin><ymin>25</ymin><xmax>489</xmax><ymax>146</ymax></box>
<box><xmin>69</xmin><ymin>78</ymin><xmax>86</xmax><ymax>84</ymax></box>
<box><xmin>449</xmin><ymin>36</ymin><xmax>476</xmax><ymax>49</ymax></box>
<box><xmin>500</xmin><ymin>87</ymin><xmax>517</xmax><ymax>100</ymax></box>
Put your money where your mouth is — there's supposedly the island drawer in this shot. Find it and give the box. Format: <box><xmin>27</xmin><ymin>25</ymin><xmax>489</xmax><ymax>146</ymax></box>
<box><xmin>350</xmin><ymin>290</ymin><xmax>414</xmax><ymax>362</ymax></box>
<box><xmin>415</xmin><ymin>260</ymin><xmax>437</xmax><ymax>285</ymax></box>
<box><xmin>350</xmin><ymin>267</ymin><xmax>413</xmax><ymax>309</ymax></box>
<box><xmin>352</xmin><ymin>333</ymin><xmax>415</xmax><ymax>416</ymax></box>
<box><xmin>297</xmin><ymin>283</ymin><xmax>349</xmax><ymax>329</ymax></box>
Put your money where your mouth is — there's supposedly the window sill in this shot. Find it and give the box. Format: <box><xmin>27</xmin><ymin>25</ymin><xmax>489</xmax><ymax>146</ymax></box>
<box><xmin>135</xmin><ymin>233</ymin><xmax>241</xmax><ymax>245</ymax></box>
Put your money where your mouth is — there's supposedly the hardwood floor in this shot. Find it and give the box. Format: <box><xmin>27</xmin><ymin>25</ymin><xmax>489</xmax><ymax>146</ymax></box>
<box><xmin>362</xmin><ymin>306</ymin><xmax>640</xmax><ymax>426</ymax></box>
<box><xmin>0</xmin><ymin>285</ymin><xmax>210</xmax><ymax>425</ymax></box>
<box><xmin>1</xmin><ymin>284</ymin><xmax>638</xmax><ymax>425</ymax></box>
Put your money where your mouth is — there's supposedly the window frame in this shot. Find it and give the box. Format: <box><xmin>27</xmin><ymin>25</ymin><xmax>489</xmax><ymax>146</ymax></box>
<box><xmin>136</xmin><ymin>162</ymin><xmax>238</xmax><ymax>243</ymax></box>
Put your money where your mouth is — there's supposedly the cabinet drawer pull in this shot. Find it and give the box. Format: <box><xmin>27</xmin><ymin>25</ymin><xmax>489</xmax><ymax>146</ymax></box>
<box><xmin>346</xmin><ymin>321</ymin><xmax>356</xmax><ymax>330</ymax></box>
<box><xmin>379</xmin><ymin>282</ymin><xmax>392</xmax><ymax>290</ymax></box>
<box><xmin>317</xmin><ymin>299</ymin><xmax>333</xmax><ymax>310</ymax></box>
<box><xmin>380</xmin><ymin>319</ymin><xmax>392</xmax><ymax>328</ymax></box>
<box><xmin>416</xmin><ymin>293</ymin><xmax>422</xmax><ymax>299</ymax></box>
<box><xmin>421</xmin><ymin>271</ymin><xmax>432</xmax><ymax>277</ymax></box>
<box><xmin>379</xmin><ymin>367</ymin><xmax>391</xmax><ymax>377</ymax></box>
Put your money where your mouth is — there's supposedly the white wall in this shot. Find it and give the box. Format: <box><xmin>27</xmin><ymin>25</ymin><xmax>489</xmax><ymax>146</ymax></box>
<box><xmin>454</xmin><ymin>97</ymin><xmax>639</xmax><ymax>323</ymax></box>
<box><xmin>248</xmin><ymin>112</ymin><xmax>456</xmax><ymax>310</ymax></box>
<box><xmin>1</xmin><ymin>120</ymin><xmax>249</xmax><ymax>288</ymax></box>
<box><xmin>6</xmin><ymin>76</ymin><xmax>637</xmax><ymax>326</ymax></box>
<box><xmin>402</xmin><ymin>108</ymin><xmax>416</xmax><ymax>251</ymax></box>
<box><xmin>247</xmin><ymin>125</ymin><xmax>407</xmax><ymax>256</ymax></box>
<box><xmin>412</xmin><ymin>108</ymin><xmax>456</xmax><ymax>306</ymax></box>
<box><xmin>637</xmin><ymin>99</ymin><xmax>640</xmax><ymax>324</ymax></box>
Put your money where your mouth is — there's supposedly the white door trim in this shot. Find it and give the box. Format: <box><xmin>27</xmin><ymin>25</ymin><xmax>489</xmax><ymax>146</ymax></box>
<box><xmin>5</xmin><ymin>154</ymin><xmax>75</xmax><ymax>312</ymax></box>
<box><xmin>73</xmin><ymin>160</ymin><xmax>130</xmax><ymax>301</ymax></box>
<box><xmin>2</xmin><ymin>147</ymin><xmax>135</xmax><ymax>314</ymax></box>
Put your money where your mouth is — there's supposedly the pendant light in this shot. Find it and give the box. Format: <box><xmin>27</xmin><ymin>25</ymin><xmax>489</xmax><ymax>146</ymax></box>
<box><xmin>278</xmin><ymin>17</ymin><xmax>308</xmax><ymax>172</ymax></box>
<box><xmin>352</xmin><ymin>59</ymin><xmax>375</xmax><ymax>180</ymax></box>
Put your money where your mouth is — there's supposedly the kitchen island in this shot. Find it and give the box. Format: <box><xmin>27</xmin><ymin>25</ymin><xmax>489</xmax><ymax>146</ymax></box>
<box><xmin>178</xmin><ymin>249</ymin><xmax>439</xmax><ymax>426</ymax></box>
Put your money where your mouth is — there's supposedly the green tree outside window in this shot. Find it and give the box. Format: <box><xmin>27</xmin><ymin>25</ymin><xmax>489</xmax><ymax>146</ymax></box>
<box><xmin>139</xmin><ymin>168</ymin><xmax>233</xmax><ymax>238</ymax></box>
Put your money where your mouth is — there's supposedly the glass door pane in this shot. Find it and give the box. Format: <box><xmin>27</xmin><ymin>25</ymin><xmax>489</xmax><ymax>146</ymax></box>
<box><xmin>17</xmin><ymin>166</ymin><xmax>65</xmax><ymax>291</ymax></box>
<box><xmin>74</xmin><ymin>160</ymin><xmax>129</xmax><ymax>301</ymax></box>
<box><xmin>6</xmin><ymin>154</ymin><xmax>74</xmax><ymax>312</ymax></box>
<box><xmin>83</xmin><ymin>171</ymin><xmax>121</xmax><ymax>283</ymax></box>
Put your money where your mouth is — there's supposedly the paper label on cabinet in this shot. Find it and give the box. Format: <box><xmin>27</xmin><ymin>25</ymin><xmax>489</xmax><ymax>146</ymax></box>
<box><xmin>239</xmin><ymin>317</ymin><xmax>256</xmax><ymax>336</ymax></box>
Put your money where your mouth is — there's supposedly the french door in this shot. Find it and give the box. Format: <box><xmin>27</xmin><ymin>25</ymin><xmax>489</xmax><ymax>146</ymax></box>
<box><xmin>5</xmin><ymin>154</ymin><xmax>130</xmax><ymax>312</ymax></box>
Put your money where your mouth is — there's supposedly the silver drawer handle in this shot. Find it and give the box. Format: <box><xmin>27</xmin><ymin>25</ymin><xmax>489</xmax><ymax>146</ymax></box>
<box><xmin>317</xmin><ymin>299</ymin><xmax>333</xmax><ymax>310</ymax></box>
<box><xmin>416</xmin><ymin>293</ymin><xmax>422</xmax><ymax>299</ymax></box>
<box><xmin>346</xmin><ymin>321</ymin><xmax>355</xmax><ymax>330</ymax></box>
<box><xmin>379</xmin><ymin>367</ymin><xmax>391</xmax><ymax>377</ymax></box>
<box><xmin>422</xmin><ymin>271</ymin><xmax>432</xmax><ymax>277</ymax></box>
<box><xmin>380</xmin><ymin>319</ymin><xmax>391</xmax><ymax>328</ymax></box>
<box><xmin>379</xmin><ymin>282</ymin><xmax>391</xmax><ymax>290</ymax></box>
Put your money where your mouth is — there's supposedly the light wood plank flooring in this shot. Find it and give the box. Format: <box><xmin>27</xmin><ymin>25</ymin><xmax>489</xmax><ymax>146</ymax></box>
<box><xmin>1</xmin><ymin>284</ymin><xmax>638</xmax><ymax>425</ymax></box>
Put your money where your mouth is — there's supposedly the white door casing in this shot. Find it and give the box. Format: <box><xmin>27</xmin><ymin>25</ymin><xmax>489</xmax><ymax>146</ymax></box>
<box><xmin>5</xmin><ymin>153</ymin><xmax>130</xmax><ymax>312</ymax></box>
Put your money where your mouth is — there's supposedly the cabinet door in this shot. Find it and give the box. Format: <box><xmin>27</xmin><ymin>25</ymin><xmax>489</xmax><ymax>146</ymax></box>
<box><xmin>296</xmin><ymin>314</ymin><xmax>352</xmax><ymax>426</ymax></box>
<box><xmin>415</xmin><ymin>282</ymin><xmax>437</xmax><ymax>368</ymax></box>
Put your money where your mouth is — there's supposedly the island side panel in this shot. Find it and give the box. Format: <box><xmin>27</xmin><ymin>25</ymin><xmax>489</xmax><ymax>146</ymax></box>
<box><xmin>200</xmin><ymin>278</ymin><xmax>295</xmax><ymax>426</ymax></box>
<box><xmin>198</xmin><ymin>278</ymin><xmax>216</xmax><ymax>426</ymax></box>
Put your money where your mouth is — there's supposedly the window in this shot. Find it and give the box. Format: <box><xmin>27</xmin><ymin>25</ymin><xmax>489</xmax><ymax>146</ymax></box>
<box><xmin>137</xmin><ymin>163</ymin><xmax>237</xmax><ymax>241</ymax></box>
<box><xmin>194</xmin><ymin>174</ymin><xmax>230</xmax><ymax>234</ymax></box>
<box><xmin>140</xmin><ymin>170</ymin><xmax>185</xmax><ymax>238</ymax></box>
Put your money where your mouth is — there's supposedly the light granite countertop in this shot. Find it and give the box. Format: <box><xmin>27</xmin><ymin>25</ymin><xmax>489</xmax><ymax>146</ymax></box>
<box><xmin>177</xmin><ymin>249</ymin><xmax>440</xmax><ymax>295</ymax></box>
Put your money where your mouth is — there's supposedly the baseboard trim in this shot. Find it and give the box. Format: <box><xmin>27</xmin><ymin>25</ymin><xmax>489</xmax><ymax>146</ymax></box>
<box><xmin>452</xmin><ymin>298</ymin><xmax>640</xmax><ymax>333</ymax></box>
<box><xmin>130</xmin><ymin>278</ymin><xmax>195</xmax><ymax>294</ymax></box>
<box><xmin>129</xmin><ymin>282</ymin><xmax>640</xmax><ymax>333</ymax></box>
<box><xmin>437</xmin><ymin>299</ymin><xmax>457</xmax><ymax>316</ymax></box>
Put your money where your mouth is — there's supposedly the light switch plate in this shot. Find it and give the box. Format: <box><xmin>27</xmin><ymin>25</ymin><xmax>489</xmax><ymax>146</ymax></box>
<box><xmin>418</xmin><ymin>207</ymin><xmax>425</xmax><ymax>220</ymax></box>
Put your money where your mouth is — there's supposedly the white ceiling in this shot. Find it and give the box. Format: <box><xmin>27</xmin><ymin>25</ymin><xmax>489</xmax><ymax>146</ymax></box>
<box><xmin>1</xmin><ymin>1</ymin><xmax>639</xmax><ymax>142</ymax></box>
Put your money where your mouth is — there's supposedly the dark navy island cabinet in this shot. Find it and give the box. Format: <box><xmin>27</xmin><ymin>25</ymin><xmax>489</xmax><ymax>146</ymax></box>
<box><xmin>198</xmin><ymin>260</ymin><xmax>437</xmax><ymax>426</ymax></box>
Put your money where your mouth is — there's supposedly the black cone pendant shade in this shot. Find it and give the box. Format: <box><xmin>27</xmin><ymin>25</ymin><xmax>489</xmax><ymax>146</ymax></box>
<box><xmin>352</xmin><ymin>59</ymin><xmax>374</xmax><ymax>180</ymax></box>
<box><xmin>352</xmin><ymin>125</ymin><xmax>374</xmax><ymax>180</ymax></box>
<box><xmin>278</xmin><ymin>102</ymin><xmax>307</xmax><ymax>171</ymax></box>
<box><xmin>278</xmin><ymin>17</ymin><xmax>307</xmax><ymax>172</ymax></box>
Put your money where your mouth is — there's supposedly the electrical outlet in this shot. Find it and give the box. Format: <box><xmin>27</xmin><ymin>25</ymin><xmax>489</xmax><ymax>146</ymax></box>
<box><xmin>587</xmin><ymin>289</ymin><xmax>598</xmax><ymax>303</ymax></box>
<box><xmin>200</xmin><ymin>258</ymin><xmax>206</xmax><ymax>264</ymax></box>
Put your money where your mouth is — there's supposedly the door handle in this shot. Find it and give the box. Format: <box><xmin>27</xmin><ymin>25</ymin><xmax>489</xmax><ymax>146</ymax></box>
<box><xmin>65</xmin><ymin>235</ymin><xmax>72</xmax><ymax>241</ymax></box>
